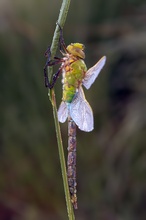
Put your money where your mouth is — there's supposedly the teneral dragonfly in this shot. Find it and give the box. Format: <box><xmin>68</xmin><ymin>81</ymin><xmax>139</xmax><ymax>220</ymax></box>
<box><xmin>44</xmin><ymin>26</ymin><xmax>106</xmax><ymax>209</ymax></box>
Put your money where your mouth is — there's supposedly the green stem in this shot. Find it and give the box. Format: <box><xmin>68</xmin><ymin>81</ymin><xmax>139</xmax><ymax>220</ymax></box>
<box><xmin>48</xmin><ymin>0</ymin><xmax>71</xmax><ymax>80</ymax></box>
<box><xmin>46</xmin><ymin>0</ymin><xmax>75</xmax><ymax>219</ymax></box>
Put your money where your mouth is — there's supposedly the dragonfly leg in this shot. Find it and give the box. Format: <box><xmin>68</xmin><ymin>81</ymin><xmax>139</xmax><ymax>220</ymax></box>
<box><xmin>44</xmin><ymin>64</ymin><xmax>63</xmax><ymax>89</ymax></box>
<box><xmin>56</xmin><ymin>22</ymin><xmax>68</xmax><ymax>54</ymax></box>
<box><xmin>44</xmin><ymin>46</ymin><xmax>63</xmax><ymax>66</ymax></box>
<box><xmin>44</xmin><ymin>23</ymin><xmax>67</xmax><ymax>89</ymax></box>
<box><xmin>44</xmin><ymin>46</ymin><xmax>63</xmax><ymax>88</ymax></box>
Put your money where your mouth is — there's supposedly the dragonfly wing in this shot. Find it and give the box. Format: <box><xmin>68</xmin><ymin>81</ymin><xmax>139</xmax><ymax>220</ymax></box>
<box><xmin>70</xmin><ymin>87</ymin><xmax>93</xmax><ymax>132</ymax></box>
<box><xmin>83</xmin><ymin>56</ymin><xmax>106</xmax><ymax>89</ymax></box>
<box><xmin>58</xmin><ymin>101</ymin><xmax>68</xmax><ymax>123</ymax></box>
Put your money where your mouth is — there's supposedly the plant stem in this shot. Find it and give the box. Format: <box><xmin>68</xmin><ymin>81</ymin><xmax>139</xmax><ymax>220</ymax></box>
<box><xmin>46</xmin><ymin>0</ymin><xmax>75</xmax><ymax>219</ymax></box>
<box><xmin>48</xmin><ymin>0</ymin><xmax>71</xmax><ymax>80</ymax></box>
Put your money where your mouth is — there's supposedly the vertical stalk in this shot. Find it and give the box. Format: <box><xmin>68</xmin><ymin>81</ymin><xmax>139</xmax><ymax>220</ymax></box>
<box><xmin>46</xmin><ymin>0</ymin><xmax>75</xmax><ymax>219</ymax></box>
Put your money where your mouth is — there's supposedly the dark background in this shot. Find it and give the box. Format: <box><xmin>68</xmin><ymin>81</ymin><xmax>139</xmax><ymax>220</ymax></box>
<box><xmin>0</xmin><ymin>0</ymin><xmax>146</xmax><ymax>219</ymax></box>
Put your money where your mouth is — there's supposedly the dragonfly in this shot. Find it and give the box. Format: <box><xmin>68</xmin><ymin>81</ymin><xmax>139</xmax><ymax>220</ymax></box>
<box><xmin>44</xmin><ymin>24</ymin><xmax>106</xmax><ymax>209</ymax></box>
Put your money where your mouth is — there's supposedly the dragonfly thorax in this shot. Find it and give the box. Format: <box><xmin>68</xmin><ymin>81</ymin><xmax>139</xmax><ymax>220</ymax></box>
<box><xmin>61</xmin><ymin>54</ymin><xmax>87</xmax><ymax>103</ymax></box>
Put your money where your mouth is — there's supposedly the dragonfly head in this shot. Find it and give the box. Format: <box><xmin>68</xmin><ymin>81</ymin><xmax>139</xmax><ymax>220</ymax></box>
<box><xmin>67</xmin><ymin>43</ymin><xmax>85</xmax><ymax>59</ymax></box>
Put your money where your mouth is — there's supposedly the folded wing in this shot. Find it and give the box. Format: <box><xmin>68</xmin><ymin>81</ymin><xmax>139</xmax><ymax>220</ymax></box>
<box><xmin>58</xmin><ymin>101</ymin><xmax>68</xmax><ymax>123</ymax></box>
<box><xmin>70</xmin><ymin>87</ymin><xmax>93</xmax><ymax>132</ymax></box>
<box><xmin>83</xmin><ymin>56</ymin><xmax>106</xmax><ymax>89</ymax></box>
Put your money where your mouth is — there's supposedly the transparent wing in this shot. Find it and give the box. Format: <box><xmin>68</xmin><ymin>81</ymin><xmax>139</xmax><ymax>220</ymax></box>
<box><xmin>70</xmin><ymin>87</ymin><xmax>93</xmax><ymax>132</ymax></box>
<box><xmin>58</xmin><ymin>101</ymin><xmax>68</xmax><ymax>123</ymax></box>
<box><xmin>83</xmin><ymin>56</ymin><xmax>106</xmax><ymax>89</ymax></box>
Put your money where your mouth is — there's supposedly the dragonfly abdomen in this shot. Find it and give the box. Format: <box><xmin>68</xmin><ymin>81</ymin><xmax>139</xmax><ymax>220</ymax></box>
<box><xmin>67</xmin><ymin>116</ymin><xmax>77</xmax><ymax>209</ymax></box>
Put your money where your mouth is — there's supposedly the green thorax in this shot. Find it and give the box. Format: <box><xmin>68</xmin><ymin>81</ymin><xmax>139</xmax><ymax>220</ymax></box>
<box><xmin>62</xmin><ymin>55</ymin><xmax>87</xmax><ymax>103</ymax></box>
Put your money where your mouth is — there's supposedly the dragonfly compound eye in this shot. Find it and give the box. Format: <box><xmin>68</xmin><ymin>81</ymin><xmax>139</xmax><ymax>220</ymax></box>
<box><xmin>67</xmin><ymin>43</ymin><xmax>85</xmax><ymax>59</ymax></box>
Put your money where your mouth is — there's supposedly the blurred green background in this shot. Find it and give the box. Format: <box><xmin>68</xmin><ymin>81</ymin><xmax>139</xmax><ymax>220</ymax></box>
<box><xmin>0</xmin><ymin>0</ymin><xmax>146</xmax><ymax>219</ymax></box>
